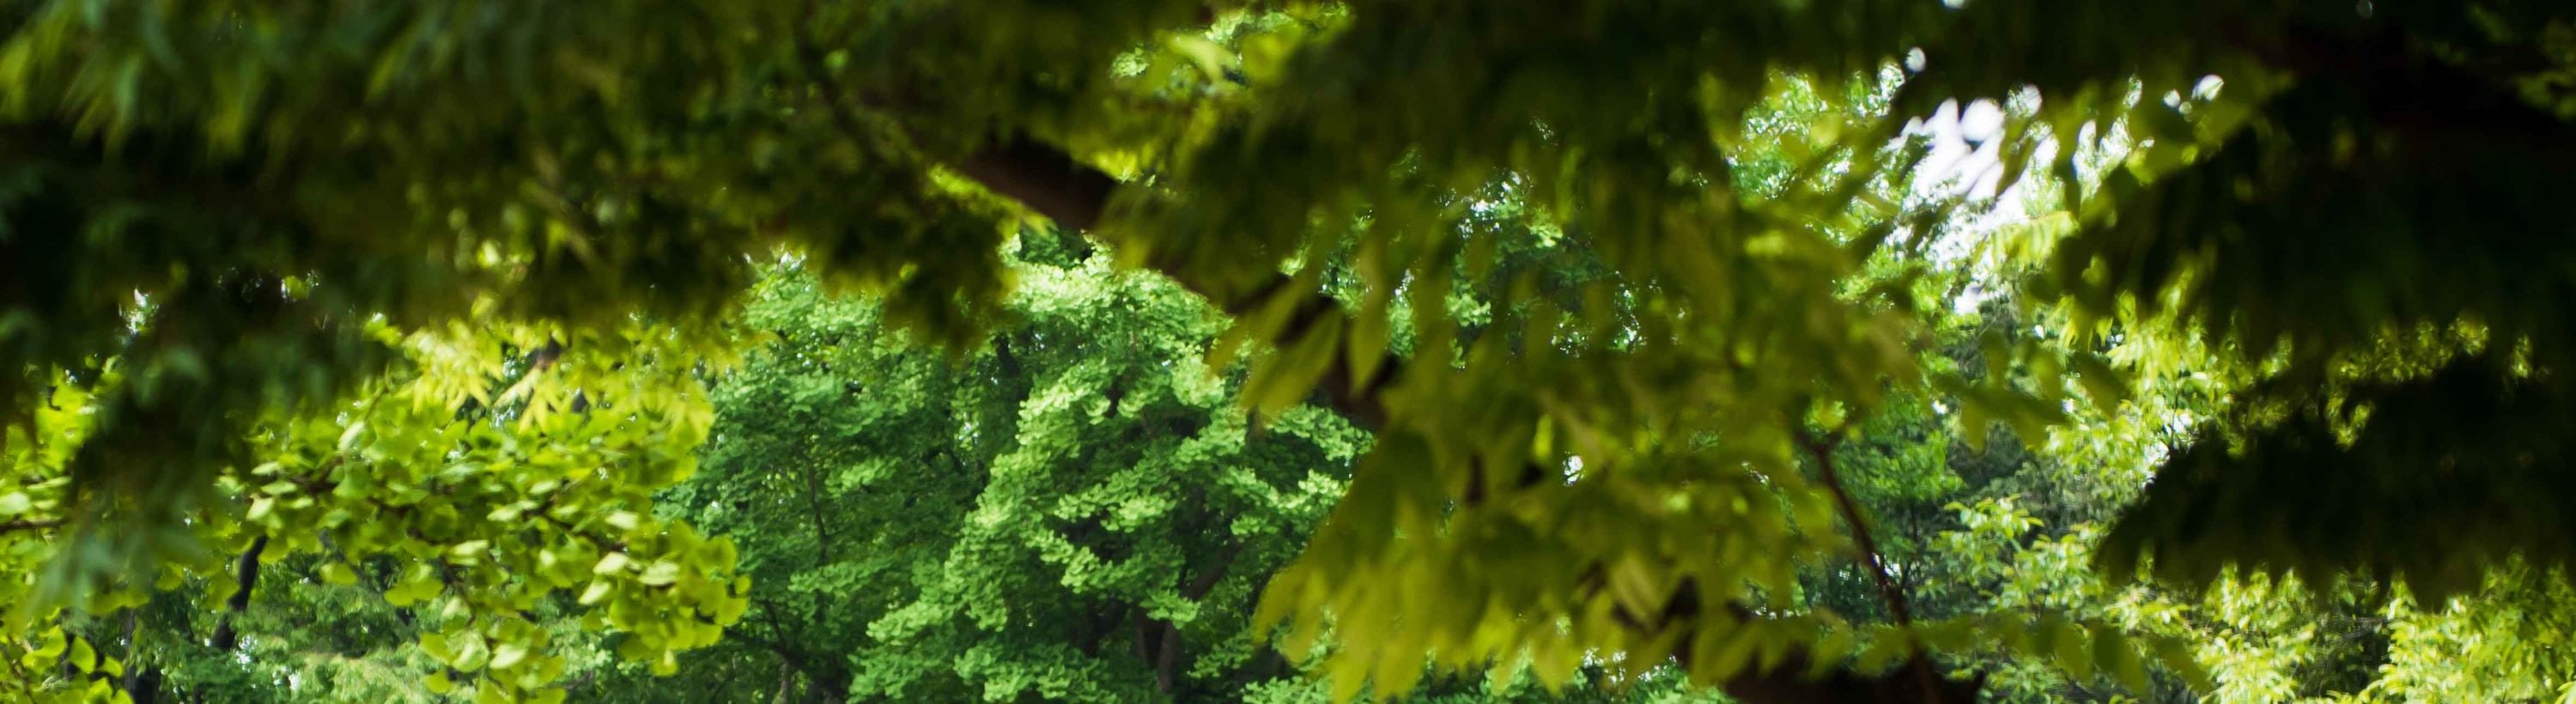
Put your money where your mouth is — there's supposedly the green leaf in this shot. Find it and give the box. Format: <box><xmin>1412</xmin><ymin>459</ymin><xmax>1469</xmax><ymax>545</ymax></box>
<box><xmin>2050</xmin><ymin>619</ymin><xmax>2093</xmax><ymax>681</ymax></box>
<box><xmin>67</xmin><ymin>637</ymin><xmax>94</xmax><ymax>673</ymax></box>
<box><xmin>490</xmin><ymin>643</ymin><xmax>529</xmax><ymax>671</ymax></box>
<box><xmin>579</xmin><ymin>580</ymin><xmax>613</xmax><ymax>605</ymax></box>
<box><xmin>423</xmin><ymin>632</ymin><xmax>457</xmax><ymax>661</ymax></box>
<box><xmin>1168</xmin><ymin>35</ymin><xmax>1230</xmax><ymax>82</ymax></box>
<box><xmin>2095</xmin><ymin>627</ymin><xmax>2150</xmax><ymax>694</ymax></box>
<box><xmin>2069</xmin><ymin>353</ymin><xmax>2131</xmax><ymax>414</ymax></box>
<box><xmin>453</xmin><ymin>634</ymin><xmax>492</xmax><ymax>671</ymax></box>
<box><xmin>2154</xmin><ymin>637</ymin><xmax>2217</xmax><ymax>693</ymax></box>
<box><xmin>639</xmin><ymin>561</ymin><xmax>682</xmax><ymax>586</ymax></box>
<box><xmin>338</xmin><ymin>422</ymin><xmax>368</xmax><ymax>452</ymax></box>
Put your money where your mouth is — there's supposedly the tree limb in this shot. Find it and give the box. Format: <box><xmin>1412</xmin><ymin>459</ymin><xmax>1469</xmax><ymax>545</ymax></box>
<box><xmin>120</xmin><ymin>610</ymin><xmax>142</xmax><ymax>697</ymax></box>
<box><xmin>837</xmin><ymin>70</ymin><xmax>1981</xmax><ymax>702</ymax></box>
<box><xmin>1797</xmin><ymin>428</ymin><xmax>1946</xmax><ymax>700</ymax></box>
<box><xmin>209</xmin><ymin>535</ymin><xmax>269</xmax><ymax>652</ymax></box>
<box><xmin>1795</xmin><ymin>429</ymin><xmax>1916</xmax><ymax>628</ymax></box>
<box><xmin>951</xmin><ymin>137</ymin><xmax>1122</xmax><ymax>233</ymax></box>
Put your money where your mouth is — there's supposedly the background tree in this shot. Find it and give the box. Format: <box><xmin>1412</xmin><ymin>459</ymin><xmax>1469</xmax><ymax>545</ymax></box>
<box><xmin>630</xmin><ymin>251</ymin><xmax>1369</xmax><ymax>702</ymax></box>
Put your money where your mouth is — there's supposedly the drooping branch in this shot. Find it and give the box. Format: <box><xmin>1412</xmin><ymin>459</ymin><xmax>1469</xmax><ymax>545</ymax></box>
<box><xmin>774</xmin><ymin>43</ymin><xmax>1984</xmax><ymax>694</ymax></box>
<box><xmin>917</xmin><ymin>131</ymin><xmax>1977</xmax><ymax>703</ymax></box>
<box><xmin>968</xmin><ymin>141</ymin><xmax>1984</xmax><ymax>703</ymax></box>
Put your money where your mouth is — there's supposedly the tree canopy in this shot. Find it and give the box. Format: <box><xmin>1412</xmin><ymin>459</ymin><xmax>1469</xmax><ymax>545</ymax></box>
<box><xmin>6</xmin><ymin>1</ymin><xmax>2576</xmax><ymax>702</ymax></box>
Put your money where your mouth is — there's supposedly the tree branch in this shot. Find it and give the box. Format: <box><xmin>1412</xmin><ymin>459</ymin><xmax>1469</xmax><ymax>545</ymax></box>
<box><xmin>1798</xmin><ymin>428</ymin><xmax>1949</xmax><ymax>701</ymax></box>
<box><xmin>120</xmin><ymin>610</ymin><xmax>141</xmax><ymax>697</ymax></box>
<box><xmin>1796</xmin><ymin>428</ymin><xmax>1915</xmax><ymax>628</ymax></box>
<box><xmin>851</xmin><ymin>77</ymin><xmax>1978</xmax><ymax>704</ymax></box>
<box><xmin>950</xmin><ymin>137</ymin><xmax>1123</xmax><ymax>233</ymax></box>
<box><xmin>1155</xmin><ymin>618</ymin><xmax>1182</xmax><ymax>695</ymax></box>
<box><xmin>208</xmin><ymin>535</ymin><xmax>269</xmax><ymax>652</ymax></box>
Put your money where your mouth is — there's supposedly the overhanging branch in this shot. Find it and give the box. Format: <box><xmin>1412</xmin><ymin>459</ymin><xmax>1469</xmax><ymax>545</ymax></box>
<box><xmin>853</xmin><ymin>84</ymin><xmax>1978</xmax><ymax>703</ymax></box>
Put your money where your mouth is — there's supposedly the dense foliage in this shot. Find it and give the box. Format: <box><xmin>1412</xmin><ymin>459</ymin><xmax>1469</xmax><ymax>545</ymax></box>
<box><xmin>668</xmin><ymin>256</ymin><xmax>1370</xmax><ymax>701</ymax></box>
<box><xmin>7</xmin><ymin>1</ymin><xmax>2576</xmax><ymax>702</ymax></box>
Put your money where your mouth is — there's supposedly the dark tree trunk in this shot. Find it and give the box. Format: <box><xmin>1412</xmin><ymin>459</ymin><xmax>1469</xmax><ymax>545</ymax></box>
<box><xmin>208</xmin><ymin>536</ymin><xmax>268</xmax><ymax>652</ymax></box>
